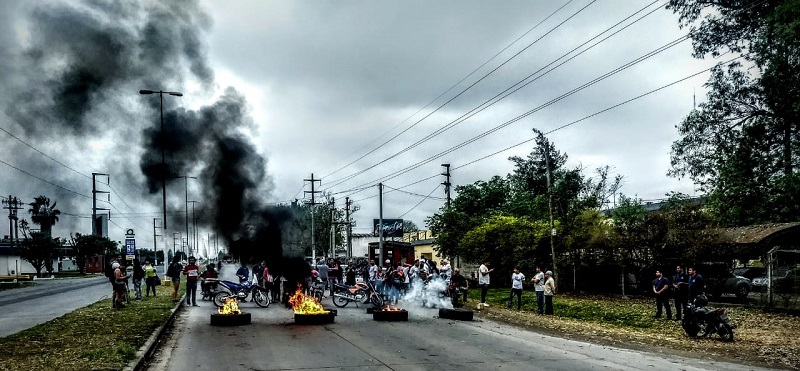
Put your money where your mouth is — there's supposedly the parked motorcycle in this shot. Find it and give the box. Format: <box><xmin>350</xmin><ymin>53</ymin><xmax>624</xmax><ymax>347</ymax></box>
<box><xmin>682</xmin><ymin>294</ymin><xmax>735</xmax><ymax>341</ymax></box>
<box><xmin>213</xmin><ymin>280</ymin><xmax>271</xmax><ymax>308</ymax></box>
<box><xmin>331</xmin><ymin>281</ymin><xmax>384</xmax><ymax>308</ymax></box>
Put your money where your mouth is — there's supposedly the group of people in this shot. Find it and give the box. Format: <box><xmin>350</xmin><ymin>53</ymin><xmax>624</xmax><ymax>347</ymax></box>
<box><xmin>651</xmin><ymin>265</ymin><xmax>705</xmax><ymax>320</ymax></box>
<box><xmin>105</xmin><ymin>256</ymin><xmax>160</xmax><ymax>309</ymax></box>
<box><xmin>478</xmin><ymin>262</ymin><xmax>556</xmax><ymax>314</ymax></box>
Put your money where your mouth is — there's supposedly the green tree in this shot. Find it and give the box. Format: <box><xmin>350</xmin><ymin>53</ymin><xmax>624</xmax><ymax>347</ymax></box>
<box><xmin>402</xmin><ymin>220</ymin><xmax>418</xmax><ymax>233</ymax></box>
<box><xmin>459</xmin><ymin>215</ymin><xmax>550</xmax><ymax>285</ymax></box>
<box><xmin>27</xmin><ymin>196</ymin><xmax>60</xmax><ymax>237</ymax></box>
<box><xmin>667</xmin><ymin>0</ymin><xmax>800</xmax><ymax>226</ymax></box>
<box><xmin>69</xmin><ymin>233</ymin><xmax>117</xmax><ymax>274</ymax></box>
<box><xmin>19</xmin><ymin>232</ymin><xmax>60</xmax><ymax>277</ymax></box>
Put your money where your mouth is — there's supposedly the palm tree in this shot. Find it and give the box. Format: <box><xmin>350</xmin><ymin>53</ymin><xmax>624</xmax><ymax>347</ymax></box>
<box><xmin>28</xmin><ymin>196</ymin><xmax>60</xmax><ymax>237</ymax></box>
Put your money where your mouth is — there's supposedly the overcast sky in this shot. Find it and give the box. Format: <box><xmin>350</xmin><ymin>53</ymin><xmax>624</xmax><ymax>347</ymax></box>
<box><xmin>0</xmin><ymin>0</ymin><xmax>720</xmax><ymax>254</ymax></box>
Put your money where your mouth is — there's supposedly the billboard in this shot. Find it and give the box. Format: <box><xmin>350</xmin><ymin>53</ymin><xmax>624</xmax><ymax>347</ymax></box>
<box><xmin>373</xmin><ymin>219</ymin><xmax>403</xmax><ymax>238</ymax></box>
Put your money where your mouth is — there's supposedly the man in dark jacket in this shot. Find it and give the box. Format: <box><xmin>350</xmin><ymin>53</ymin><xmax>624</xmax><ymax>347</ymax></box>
<box><xmin>652</xmin><ymin>270</ymin><xmax>672</xmax><ymax>319</ymax></box>
<box><xmin>687</xmin><ymin>266</ymin><xmax>705</xmax><ymax>303</ymax></box>
<box><xmin>672</xmin><ymin>265</ymin><xmax>689</xmax><ymax>320</ymax></box>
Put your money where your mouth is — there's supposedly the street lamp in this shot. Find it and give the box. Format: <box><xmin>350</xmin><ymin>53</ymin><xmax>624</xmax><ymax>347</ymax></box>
<box><xmin>139</xmin><ymin>89</ymin><xmax>183</xmax><ymax>232</ymax></box>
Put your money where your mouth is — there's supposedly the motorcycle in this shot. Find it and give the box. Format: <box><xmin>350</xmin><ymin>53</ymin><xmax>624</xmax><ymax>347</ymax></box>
<box><xmin>331</xmin><ymin>281</ymin><xmax>384</xmax><ymax>308</ymax></box>
<box><xmin>682</xmin><ymin>294</ymin><xmax>735</xmax><ymax>341</ymax></box>
<box><xmin>200</xmin><ymin>277</ymin><xmax>220</xmax><ymax>301</ymax></box>
<box><xmin>213</xmin><ymin>280</ymin><xmax>271</xmax><ymax>308</ymax></box>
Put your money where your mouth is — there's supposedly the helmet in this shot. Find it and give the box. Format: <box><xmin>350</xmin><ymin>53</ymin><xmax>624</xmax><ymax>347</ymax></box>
<box><xmin>693</xmin><ymin>294</ymin><xmax>708</xmax><ymax>307</ymax></box>
<box><xmin>111</xmin><ymin>262</ymin><xmax>120</xmax><ymax>270</ymax></box>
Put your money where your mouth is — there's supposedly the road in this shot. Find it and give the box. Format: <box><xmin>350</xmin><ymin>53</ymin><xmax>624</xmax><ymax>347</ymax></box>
<box><xmin>146</xmin><ymin>269</ymin><xmax>770</xmax><ymax>371</ymax></box>
<box><xmin>0</xmin><ymin>275</ymin><xmax>111</xmax><ymax>337</ymax></box>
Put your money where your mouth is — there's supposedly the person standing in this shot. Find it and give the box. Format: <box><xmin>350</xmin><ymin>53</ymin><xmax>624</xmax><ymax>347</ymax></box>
<box><xmin>132</xmin><ymin>259</ymin><xmax>144</xmax><ymax>301</ymax></box>
<box><xmin>687</xmin><ymin>266</ymin><xmax>705</xmax><ymax>303</ymax></box>
<box><xmin>652</xmin><ymin>270</ymin><xmax>672</xmax><ymax>319</ymax></box>
<box><xmin>531</xmin><ymin>266</ymin><xmax>545</xmax><ymax>314</ymax></box>
<box><xmin>113</xmin><ymin>261</ymin><xmax>128</xmax><ymax>309</ymax></box>
<box><xmin>183</xmin><ymin>256</ymin><xmax>200</xmax><ymax>306</ymax></box>
<box><xmin>368</xmin><ymin>260</ymin><xmax>378</xmax><ymax>286</ymax></box>
<box><xmin>316</xmin><ymin>260</ymin><xmax>330</xmax><ymax>295</ymax></box>
<box><xmin>478</xmin><ymin>260</ymin><xmax>494</xmax><ymax>306</ymax></box>
<box><xmin>439</xmin><ymin>260</ymin><xmax>452</xmax><ymax>284</ymax></box>
<box><xmin>544</xmin><ymin>270</ymin><xmax>555</xmax><ymax>315</ymax></box>
<box><xmin>508</xmin><ymin>268</ymin><xmax>525</xmax><ymax>310</ymax></box>
<box><xmin>450</xmin><ymin>268</ymin><xmax>469</xmax><ymax>306</ymax></box>
<box><xmin>672</xmin><ymin>265</ymin><xmax>689</xmax><ymax>320</ymax></box>
<box><xmin>143</xmin><ymin>259</ymin><xmax>157</xmax><ymax>297</ymax></box>
<box><xmin>236</xmin><ymin>263</ymin><xmax>250</xmax><ymax>284</ymax></box>
<box><xmin>166</xmin><ymin>256</ymin><xmax>183</xmax><ymax>301</ymax></box>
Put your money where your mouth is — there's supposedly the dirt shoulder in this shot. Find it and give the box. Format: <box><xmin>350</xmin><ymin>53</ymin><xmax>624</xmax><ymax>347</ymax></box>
<box><xmin>472</xmin><ymin>295</ymin><xmax>799</xmax><ymax>370</ymax></box>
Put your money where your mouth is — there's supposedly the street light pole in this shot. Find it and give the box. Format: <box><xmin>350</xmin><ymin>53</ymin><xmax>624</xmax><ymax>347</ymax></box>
<box><xmin>139</xmin><ymin>89</ymin><xmax>183</xmax><ymax>232</ymax></box>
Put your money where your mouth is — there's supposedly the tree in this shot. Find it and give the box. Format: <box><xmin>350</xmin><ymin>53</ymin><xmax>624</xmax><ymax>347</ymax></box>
<box><xmin>402</xmin><ymin>220</ymin><xmax>418</xmax><ymax>233</ymax></box>
<box><xmin>28</xmin><ymin>196</ymin><xmax>60</xmax><ymax>237</ymax></box>
<box><xmin>508</xmin><ymin>128</ymin><xmax>567</xmax><ymax>197</ymax></box>
<box><xmin>459</xmin><ymin>215</ymin><xmax>550</xmax><ymax>285</ymax></box>
<box><xmin>69</xmin><ymin>233</ymin><xmax>117</xmax><ymax>274</ymax></box>
<box><xmin>667</xmin><ymin>0</ymin><xmax>800</xmax><ymax>226</ymax></box>
<box><xmin>19</xmin><ymin>232</ymin><xmax>60</xmax><ymax>277</ymax></box>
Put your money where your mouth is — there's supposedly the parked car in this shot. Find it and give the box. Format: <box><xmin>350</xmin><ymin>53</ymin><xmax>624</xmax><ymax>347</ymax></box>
<box><xmin>697</xmin><ymin>263</ymin><xmax>752</xmax><ymax>299</ymax></box>
<box><xmin>752</xmin><ymin>267</ymin><xmax>799</xmax><ymax>293</ymax></box>
<box><xmin>733</xmin><ymin>267</ymin><xmax>766</xmax><ymax>281</ymax></box>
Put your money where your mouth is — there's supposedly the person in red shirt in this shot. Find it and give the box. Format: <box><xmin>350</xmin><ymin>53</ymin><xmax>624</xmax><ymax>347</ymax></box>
<box><xmin>183</xmin><ymin>256</ymin><xmax>200</xmax><ymax>306</ymax></box>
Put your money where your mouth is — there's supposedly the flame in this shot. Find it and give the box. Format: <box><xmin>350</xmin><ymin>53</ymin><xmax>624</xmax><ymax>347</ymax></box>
<box><xmin>382</xmin><ymin>305</ymin><xmax>403</xmax><ymax>312</ymax></box>
<box><xmin>289</xmin><ymin>287</ymin><xmax>329</xmax><ymax>314</ymax></box>
<box><xmin>218</xmin><ymin>297</ymin><xmax>241</xmax><ymax>315</ymax></box>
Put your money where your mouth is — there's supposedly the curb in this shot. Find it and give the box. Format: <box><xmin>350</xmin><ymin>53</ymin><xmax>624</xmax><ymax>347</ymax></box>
<box><xmin>124</xmin><ymin>294</ymin><xmax>185</xmax><ymax>371</ymax></box>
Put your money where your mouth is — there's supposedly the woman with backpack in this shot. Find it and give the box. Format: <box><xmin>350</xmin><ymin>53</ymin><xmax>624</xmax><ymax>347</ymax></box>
<box><xmin>167</xmin><ymin>256</ymin><xmax>183</xmax><ymax>301</ymax></box>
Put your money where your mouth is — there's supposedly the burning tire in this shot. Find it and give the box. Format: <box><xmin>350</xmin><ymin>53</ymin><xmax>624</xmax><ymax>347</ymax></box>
<box><xmin>294</xmin><ymin>312</ymin><xmax>335</xmax><ymax>325</ymax></box>
<box><xmin>438</xmin><ymin>308</ymin><xmax>474</xmax><ymax>321</ymax></box>
<box><xmin>373</xmin><ymin>309</ymin><xmax>408</xmax><ymax>321</ymax></box>
<box><xmin>210</xmin><ymin>312</ymin><xmax>252</xmax><ymax>326</ymax></box>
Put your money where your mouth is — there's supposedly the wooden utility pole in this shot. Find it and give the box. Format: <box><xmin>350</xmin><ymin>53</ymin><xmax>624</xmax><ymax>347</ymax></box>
<box><xmin>378</xmin><ymin>182</ymin><xmax>383</xmax><ymax>263</ymax></box>
<box><xmin>304</xmin><ymin>174</ymin><xmax>321</xmax><ymax>262</ymax></box>
<box><xmin>544</xmin><ymin>143</ymin><xmax>558</xmax><ymax>287</ymax></box>
<box><xmin>441</xmin><ymin>164</ymin><xmax>451</xmax><ymax>208</ymax></box>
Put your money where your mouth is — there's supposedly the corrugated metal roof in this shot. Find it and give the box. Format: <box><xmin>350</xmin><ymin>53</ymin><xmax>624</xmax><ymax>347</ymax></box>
<box><xmin>717</xmin><ymin>222</ymin><xmax>800</xmax><ymax>244</ymax></box>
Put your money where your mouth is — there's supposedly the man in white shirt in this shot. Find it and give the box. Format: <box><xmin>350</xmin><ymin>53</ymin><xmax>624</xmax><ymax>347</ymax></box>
<box><xmin>531</xmin><ymin>266</ymin><xmax>545</xmax><ymax>314</ymax></box>
<box><xmin>508</xmin><ymin>267</ymin><xmax>525</xmax><ymax>310</ymax></box>
<box><xmin>368</xmin><ymin>260</ymin><xmax>378</xmax><ymax>285</ymax></box>
<box><xmin>478</xmin><ymin>260</ymin><xmax>494</xmax><ymax>306</ymax></box>
<box><xmin>439</xmin><ymin>260</ymin><xmax>452</xmax><ymax>284</ymax></box>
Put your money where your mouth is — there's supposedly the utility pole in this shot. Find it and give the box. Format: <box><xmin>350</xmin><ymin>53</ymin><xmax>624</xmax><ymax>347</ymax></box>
<box><xmin>187</xmin><ymin>200</ymin><xmax>200</xmax><ymax>257</ymax></box>
<box><xmin>544</xmin><ymin>142</ymin><xmax>558</xmax><ymax>287</ymax></box>
<box><xmin>304</xmin><ymin>174</ymin><xmax>321</xmax><ymax>262</ymax></box>
<box><xmin>441</xmin><ymin>164</ymin><xmax>452</xmax><ymax>208</ymax></box>
<box><xmin>172</xmin><ymin>232</ymin><xmax>180</xmax><ymax>261</ymax></box>
<box><xmin>153</xmin><ymin>218</ymin><xmax>162</xmax><ymax>266</ymax></box>
<box><xmin>378</xmin><ymin>182</ymin><xmax>383</xmax><ymax>264</ymax></box>
<box><xmin>92</xmin><ymin>173</ymin><xmax>110</xmax><ymax>236</ymax></box>
<box><xmin>177</xmin><ymin>176</ymin><xmax>196</xmax><ymax>255</ymax></box>
<box><xmin>3</xmin><ymin>196</ymin><xmax>23</xmax><ymax>247</ymax></box>
<box><xmin>329</xmin><ymin>197</ymin><xmax>335</xmax><ymax>258</ymax></box>
<box><xmin>345</xmin><ymin>197</ymin><xmax>352</xmax><ymax>258</ymax></box>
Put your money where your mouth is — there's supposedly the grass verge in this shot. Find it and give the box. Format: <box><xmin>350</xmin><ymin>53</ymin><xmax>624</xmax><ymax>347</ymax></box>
<box><xmin>0</xmin><ymin>283</ymin><xmax>181</xmax><ymax>371</ymax></box>
<box><xmin>471</xmin><ymin>288</ymin><xmax>800</xmax><ymax>370</ymax></box>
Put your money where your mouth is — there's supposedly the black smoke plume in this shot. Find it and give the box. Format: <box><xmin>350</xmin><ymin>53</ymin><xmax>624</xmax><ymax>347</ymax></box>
<box><xmin>0</xmin><ymin>0</ymin><xmax>296</xmax><ymax>265</ymax></box>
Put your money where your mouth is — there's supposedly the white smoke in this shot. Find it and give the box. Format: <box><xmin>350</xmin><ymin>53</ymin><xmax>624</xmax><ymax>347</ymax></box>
<box><xmin>399</xmin><ymin>276</ymin><xmax>453</xmax><ymax>309</ymax></box>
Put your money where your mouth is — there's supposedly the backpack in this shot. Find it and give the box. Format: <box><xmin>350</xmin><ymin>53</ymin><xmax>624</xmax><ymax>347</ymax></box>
<box><xmin>105</xmin><ymin>263</ymin><xmax>115</xmax><ymax>283</ymax></box>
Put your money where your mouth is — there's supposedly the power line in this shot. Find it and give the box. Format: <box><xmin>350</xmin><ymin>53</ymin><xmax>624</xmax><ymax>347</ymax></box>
<box><xmin>0</xmin><ymin>157</ymin><xmax>93</xmax><ymax>200</ymax></box>
<box><xmin>335</xmin><ymin>33</ymin><xmax>690</xmax><ymax>194</ymax></box>
<box><xmin>353</xmin><ymin>56</ymin><xmax>743</xmax><ymax>203</ymax></box>
<box><xmin>321</xmin><ymin>0</ymin><xmax>597</xmax><ymax>184</ymax></box>
<box><xmin>399</xmin><ymin>184</ymin><xmax>442</xmax><ymax>218</ymax></box>
<box><xmin>383</xmin><ymin>184</ymin><xmax>446</xmax><ymax>201</ymax></box>
<box><xmin>323</xmin><ymin>1</ymin><xmax>661</xmax><ymax>191</ymax></box>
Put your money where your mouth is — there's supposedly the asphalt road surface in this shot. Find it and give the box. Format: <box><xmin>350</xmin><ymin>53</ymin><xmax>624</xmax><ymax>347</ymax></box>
<box><xmin>146</xmin><ymin>269</ymin><xmax>770</xmax><ymax>371</ymax></box>
<box><xmin>0</xmin><ymin>275</ymin><xmax>112</xmax><ymax>337</ymax></box>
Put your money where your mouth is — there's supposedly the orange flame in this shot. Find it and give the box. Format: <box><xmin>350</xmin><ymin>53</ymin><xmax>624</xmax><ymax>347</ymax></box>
<box><xmin>382</xmin><ymin>305</ymin><xmax>403</xmax><ymax>312</ymax></box>
<box><xmin>289</xmin><ymin>287</ymin><xmax>329</xmax><ymax>314</ymax></box>
<box><xmin>218</xmin><ymin>297</ymin><xmax>241</xmax><ymax>315</ymax></box>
